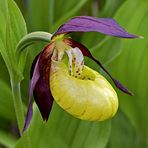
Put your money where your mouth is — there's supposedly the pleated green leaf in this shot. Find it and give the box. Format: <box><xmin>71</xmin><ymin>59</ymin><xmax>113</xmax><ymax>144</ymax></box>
<box><xmin>53</xmin><ymin>0</ymin><xmax>88</xmax><ymax>31</ymax></box>
<box><xmin>26</xmin><ymin>0</ymin><xmax>52</xmax><ymax>31</ymax></box>
<box><xmin>107</xmin><ymin>110</ymin><xmax>138</xmax><ymax>148</ymax></box>
<box><xmin>16</xmin><ymin>103</ymin><xmax>111</xmax><ymax>148</ymax></box>
<box><xmin>26</xmin><ymin>0</ymin><xmax>88</xmax><ymax>32</ymax></box>
<box><xmin>84</xmin><ymin>37</ymin><xmax>122</xmax><ymax>72</ymax></box>
<box><xmin>0</xmin><ymin>79</ymin><xmax>15</xmax><ymax>121</ymax></box>
<box><xmin>106</xmin><ymin>0</ymin><xmax>148</xmax><ymax>146</ymax></box>
<box><xmin>100</xmin><ymin>0</ymin><xmax>124</xmax><ymax>17</ymax></box>
<box><xmin>0</xmin><ymin>130</ymin><xmax>17</xmax><ymax>148</ymax></box>
<box><xmin>0</xmin><ymin>0</ymin><xmax>27</xmax><ymax>81</ymax></box>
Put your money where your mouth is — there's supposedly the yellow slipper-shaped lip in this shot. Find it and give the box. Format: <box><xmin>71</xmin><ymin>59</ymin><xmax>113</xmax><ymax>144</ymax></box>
<box><xmin>50</xmin><ymin>59</ymin><xmax>118</xmax><ymax>121</ymax></box>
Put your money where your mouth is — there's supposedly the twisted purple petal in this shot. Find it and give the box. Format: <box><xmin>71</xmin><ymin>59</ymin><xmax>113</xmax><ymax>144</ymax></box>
<box><xmin>23</xmin><ymin>55</ymin><xmax>40</xmax><ymax>132</ymax></box>
<box><xmin>53</xmin><ymin>16</ymin><xmax>139</xmax><ymax>38</ymax></box>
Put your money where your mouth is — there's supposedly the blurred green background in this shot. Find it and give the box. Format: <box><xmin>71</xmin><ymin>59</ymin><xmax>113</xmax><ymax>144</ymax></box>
<box><xmin>0</xmin><ymin>0</ymin><xmax>148</xmax><ymax>147</ymax></box>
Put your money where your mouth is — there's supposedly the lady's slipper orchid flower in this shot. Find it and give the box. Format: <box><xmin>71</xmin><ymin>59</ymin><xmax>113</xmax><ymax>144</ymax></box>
<box><xmin>22</xmin><ymin>16</ymin><xmax>140</xmax><ymax>131</ymax></box>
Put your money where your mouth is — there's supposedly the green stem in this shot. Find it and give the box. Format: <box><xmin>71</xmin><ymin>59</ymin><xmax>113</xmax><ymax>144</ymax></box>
<box><xmin>10</xmin><ymin>78</ymin><xmax>24</xmax><ymax>136</ymax></box>
<box><xmin>10</xmin><ymin>78</ymin><xmax>32</xmax><ymax>148</ymax></box>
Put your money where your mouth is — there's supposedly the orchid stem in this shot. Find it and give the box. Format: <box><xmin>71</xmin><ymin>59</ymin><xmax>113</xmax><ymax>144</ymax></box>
<box><xmin>10</xmin><ymin>78</ymin><xmax>24</xmax><ymax>136</ymax></box>
<box><xmin>10</xmin><ymin>78</ymin><xmax>32</xmax><ymax>147</ymax></box>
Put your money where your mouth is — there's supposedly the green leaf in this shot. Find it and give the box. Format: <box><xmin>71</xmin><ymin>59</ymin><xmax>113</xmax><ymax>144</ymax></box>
<box><xmin>0</xmin><ymin>79</ymin><xmax>15</xmax><ymax>121</ymax></box>
<box><xmin>0</xmin><ymin>0</ymin><xmax>27</xmax><ymax>82</ymax></box>
<box><xmin>26</xmin><ymin>0</ymin><xmax>53</xmax><ymax>32</ymax></box>
<box><xmin>0</xmin><ymin>130</ymin><xmax>17</xmax><ymax>148</ymax></box>
<box><xmin>107</xmin><ymin>110</ymin><xmax>138</xmax><ymax>148</ymax></box>
<box><xmin>106</xmin><ymin>0</ymin><xmax>148</xmax><ymax>146</ymax></box>
<box><xmin>100</xmin><ymin>0</ymin><xmax>124</xmax><ymax>17</ymax></box>
<box><xmin>16</xmin><ymin>103</ymin><xmax>111</xmax><ymax>148</ymax></box>
<box><xmin>13</xmin><ymin>0</ymin><xmax>24</xmax><ymax>13</ymax></box>
<box><xmin>83</xmin><ymin>36</ymin><xmax>123</xmax><ymax>77</ymax></box>
<box><xmin>0</xmin><ymin>55</ymin><xmax>10</xmax><ymax>84</ymax></box>
<box><xmin>26</xmin><ymin>0</ymin><xmax>88</xmax><ymax>32</ymax></box>
<box><xmin>53</xmin><ymin>0</ymin><xmax>88</xmax><ymax>31</ymax></box>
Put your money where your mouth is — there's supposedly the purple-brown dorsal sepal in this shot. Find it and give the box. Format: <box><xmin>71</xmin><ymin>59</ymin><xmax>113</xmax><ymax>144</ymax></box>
<box><xmin>53</xmin><ymin>16</ymin><xmax>139</xmax><ymax>38</ymax></box>
<box><xmin>64</xmin><ymin>38</ymin><xmax>133</xmax><ymax>95</ymax></box>
<box><xmin>23</xmin><ymin>43</ymin><xmax>54</xmax><ymax>132</ymax></box>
